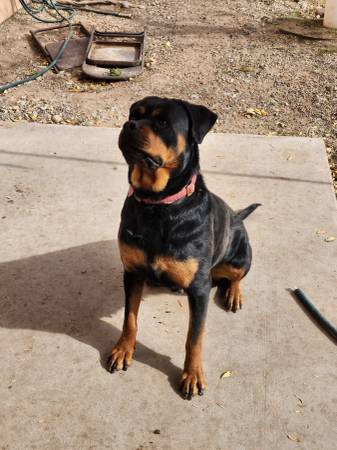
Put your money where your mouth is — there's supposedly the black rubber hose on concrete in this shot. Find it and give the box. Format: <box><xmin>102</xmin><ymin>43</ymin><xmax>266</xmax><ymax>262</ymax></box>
<box><xmin>293</xmin><ymin>288</ymin><xmax>337</xmax><ymax>342</ymax></box>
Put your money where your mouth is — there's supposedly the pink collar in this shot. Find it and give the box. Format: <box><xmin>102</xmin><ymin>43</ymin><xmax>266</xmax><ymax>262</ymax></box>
<box><xmin>128</xmin><ymin>174</ymin><xmax>198</xmax><ymax>205</ymax></box>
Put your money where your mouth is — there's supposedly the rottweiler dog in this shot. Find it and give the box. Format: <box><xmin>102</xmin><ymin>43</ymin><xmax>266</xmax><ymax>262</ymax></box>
<box><xmin>107</xmin><ymin>96</ymin><xmax>260</xmax><ymax>399</ymax></box>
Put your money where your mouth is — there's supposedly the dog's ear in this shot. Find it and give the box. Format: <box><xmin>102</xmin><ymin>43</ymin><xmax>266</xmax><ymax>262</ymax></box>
<box><xmin>181</xmin><ymin>101</ymin><xmax>218</xmax><ymax>144</ymax></box>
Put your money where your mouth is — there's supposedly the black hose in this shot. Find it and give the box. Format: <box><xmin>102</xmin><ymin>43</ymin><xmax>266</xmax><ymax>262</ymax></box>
<box><xmin>293</xmin><ymin>288</ymin><xmax>337</xmax><ymax>341</ymax></box>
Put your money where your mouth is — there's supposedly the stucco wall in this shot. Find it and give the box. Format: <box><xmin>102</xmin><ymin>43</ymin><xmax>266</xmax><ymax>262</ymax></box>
<box><xmin>0</xmin><ymin>0</ymin><xmax>22</xmax><ymax>25</ymax></box>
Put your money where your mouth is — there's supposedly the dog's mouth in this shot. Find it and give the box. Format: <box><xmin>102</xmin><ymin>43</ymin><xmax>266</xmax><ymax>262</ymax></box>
<box><xmin>134</xmin><ymin>150</ymin><xmax>163</xmax><ymax>169</ymax></box>
<box><xmin>119</xmin><ymin>132</ymin><xmax>163</xmax><ymax>170</ymax></box>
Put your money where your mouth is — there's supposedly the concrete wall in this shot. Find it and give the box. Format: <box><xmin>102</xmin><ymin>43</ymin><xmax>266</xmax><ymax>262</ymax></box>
<box><xmin>0</xmin><ymin>0</ymin><xmax>22</xmax><ymax>25</ymax></box>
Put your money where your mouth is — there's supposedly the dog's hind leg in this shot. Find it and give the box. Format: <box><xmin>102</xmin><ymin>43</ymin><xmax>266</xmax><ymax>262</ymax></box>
<box><xmin>212</xmin><ymin>263</ymin><xmax>247</xmax><ymax>313</ymax></box>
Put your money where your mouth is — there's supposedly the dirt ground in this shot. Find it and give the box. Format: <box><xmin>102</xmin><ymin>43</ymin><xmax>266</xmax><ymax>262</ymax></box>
<box><xmin>0</xmin><ymin>0</ymin><xmax>336</xmax><ymax>192</ymax></box>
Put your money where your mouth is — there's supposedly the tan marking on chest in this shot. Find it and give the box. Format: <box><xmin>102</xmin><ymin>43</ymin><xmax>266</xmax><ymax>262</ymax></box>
<box><xmin>153</xmin><ymin>256</ymin><xmax>199</xmax><ymax>288</ymax></box>
<box><xmin>119</xmin><ymin>241</ymin><xmax>147</xmax><ymax>271</ymax></box>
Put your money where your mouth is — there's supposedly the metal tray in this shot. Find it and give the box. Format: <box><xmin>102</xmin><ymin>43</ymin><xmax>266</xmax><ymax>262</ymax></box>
<box><xmin>30</xmin><ymin>23</ymin><xmax>91</xmax><ymax>73</ymax></box>
<box><xmin>82</xmin><ymin>27</ymin><xmax>145</xmax><ymax>81</ymax></box>
<box><xmin>87</xmin><ymin>41</ymin><xmax>142</xmax><ymax>67</ymax></box>
<box><xmin>45</xmin><ymin>37</ymin><xmax>90</xmax><ymax>70</ymax></box>
<box><xmin>82</xmin><ymin>62</ymin><xmax>144</xmax><ymax>81</ymax></box>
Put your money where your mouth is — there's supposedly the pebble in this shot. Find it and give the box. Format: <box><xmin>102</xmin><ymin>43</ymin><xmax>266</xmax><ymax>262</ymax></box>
<box><xmin>52</xmin><ymin>115</ymin><xmax>62</xmax><ymax>124</ymax></box>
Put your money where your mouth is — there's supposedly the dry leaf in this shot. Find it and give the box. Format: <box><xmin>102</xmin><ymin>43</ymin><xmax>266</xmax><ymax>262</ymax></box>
<box><xmin>246</xmin><ymin>108</ymin><xmax>268</xmax><ymax>117</ymax></box>
<box><xmin>324</xmin><ymin>236</ymin><xmax>336</xmax><ymax>242</ymax></box>
<box><xmin>220</xmin><ymin>371</ymin><xmax>233</xmax><ymax>379</ymax></box>
<box><xmin>294</xmin><ymin>394</ymin><xmax>304</xmax><ymax>408</ymax></box>
<box><xmin>216</xmin><ymin>402</ymin><xmax>225</xmax><ymax>409</ymax></box>
<box><xmin>287</xmin><ymin>433</ymin><xmax>301</xmax><ymax>443</ymax></box>
<box><xmin>177</xmin><ymin>299</ymin><xmax>183</xmax><ymax>308</ymax></box>
<box><xmin>294</xmin><ymin>394</ymin><xmax>303</xmax><ymax>405</ymax></box>
<box><xmin>239</xmin><ymin>66</ymin><xmax>256</xmax><ymax>73</ymax></box>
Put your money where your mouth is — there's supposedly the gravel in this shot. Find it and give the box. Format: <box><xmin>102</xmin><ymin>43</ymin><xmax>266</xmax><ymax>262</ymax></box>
<box><xmin>0</xmin><ymin>0</ymin><xmax>336</xmax><ymax>192</ymax></box>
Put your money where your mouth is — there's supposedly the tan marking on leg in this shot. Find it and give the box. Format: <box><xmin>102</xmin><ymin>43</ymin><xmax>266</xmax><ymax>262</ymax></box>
<box><xmin>225</xmin><ymin>280</ymin><xmax>243</xmax><ymax>312</ymax></box>
<box><xmin>180</xmin><ymin>307</ymin><xmax>206</xmax><ymax>398</ymax></box>
<box><xmin>211</xmin><ymin>263</ymin><xmax>245</xmax><ymax>281</ymax></box>
<box><xmin>108</xmin><ymin>280</ymin><xmax>144</xmax><ymax>371</ymax></box>
<box><xmin>119</xmin><ymin>241</ymin><xmax>147</xmax><ymax>272</ymax></box>
<box><xmin>212</xmin><ymin>263</ymin><xmax>245</xmax><ymax>312</ymax></box>
<box><xmin>153</xmin><ymin>256</ymin><xmax>199</xmax><ymax>288</ymax></box>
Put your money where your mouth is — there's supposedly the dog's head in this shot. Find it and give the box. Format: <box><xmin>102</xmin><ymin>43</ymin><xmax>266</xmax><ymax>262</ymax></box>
<box><xmin>119</xmin><ymin>96</ymin><xmax>217</xmax><ymax>193</ymax></box>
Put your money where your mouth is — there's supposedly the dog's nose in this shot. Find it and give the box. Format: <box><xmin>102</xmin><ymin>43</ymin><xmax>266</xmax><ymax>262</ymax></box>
<box><xmin>124</xmin><ymin>120</ymin><xmax>137</xmax><ymax>131</ymax></box>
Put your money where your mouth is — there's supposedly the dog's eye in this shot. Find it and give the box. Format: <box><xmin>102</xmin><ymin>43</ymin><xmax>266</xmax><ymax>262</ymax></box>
<box><xmin>156</xmin><ymin>119</ymin><xmax>168</xmax><ymax>128</ymax></box>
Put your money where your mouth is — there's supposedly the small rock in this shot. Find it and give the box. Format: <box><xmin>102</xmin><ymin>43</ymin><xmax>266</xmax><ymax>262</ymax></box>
<box><xmin>324</xmin><ymin>236</ymin><xmax>336</xmax><ymax>243</ymax></box>
<box><xmin>52</xmin><ymin>114</ymin><xmax>62</xmax><ymax>124</ymax></box>
<box><xmin>153</xmin><ymin>429</ymin><xmax>161</xmax><ymax>435</ymax></box>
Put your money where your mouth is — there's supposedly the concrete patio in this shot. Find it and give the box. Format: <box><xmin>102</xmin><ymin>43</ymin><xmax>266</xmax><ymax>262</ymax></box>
<box><xmin>0</xmin><ymin>122</ymin><xmax>336</xmax><ymax>450</ymax></box>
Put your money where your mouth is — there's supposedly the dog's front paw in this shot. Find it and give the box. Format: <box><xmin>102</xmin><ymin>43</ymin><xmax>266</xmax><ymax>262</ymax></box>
<box><xmin>107</xmin><ymin>341</ymin><xmax>135</xmax><ymax>373</ymax></box>
<box><xmin>180</xmin><ymin>367</ymin><xmax>206</xmax><ymax>400</ymax></box>
<box><xmin>225</xmin><ymin>281</ymin><xmax>243</xmax><ymax>313</ymax></box>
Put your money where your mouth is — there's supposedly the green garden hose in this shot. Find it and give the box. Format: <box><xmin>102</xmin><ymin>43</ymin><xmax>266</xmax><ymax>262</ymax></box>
<box><xmin>0</xmin><ymin>0</ymin><xmax>129</xmax><ymax>94</ymax></box>
<box><xmin>0</xmin><ymin>0</ymin><xmax>74</xmax><ymax>94</ymax></box>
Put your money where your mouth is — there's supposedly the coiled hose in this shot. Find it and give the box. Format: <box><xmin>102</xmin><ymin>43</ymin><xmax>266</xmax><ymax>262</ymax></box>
<box><xmin>0</xmin><ymin>0</ymin><xmax>75</xmax><ymax>94</ymax></box>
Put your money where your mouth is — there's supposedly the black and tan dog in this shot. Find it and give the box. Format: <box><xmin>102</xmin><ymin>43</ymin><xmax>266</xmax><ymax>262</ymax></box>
<box><xmin>107</xmin><ymin>96</ymin><xmax>260</xmax><ymax>399</ymax></box>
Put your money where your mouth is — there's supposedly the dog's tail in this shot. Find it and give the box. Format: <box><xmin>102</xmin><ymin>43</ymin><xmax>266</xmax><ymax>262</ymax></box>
<box><xmin>235</xmin><ymin>203</ymin><xmax>261</xmax><ymax>221</ymax></box>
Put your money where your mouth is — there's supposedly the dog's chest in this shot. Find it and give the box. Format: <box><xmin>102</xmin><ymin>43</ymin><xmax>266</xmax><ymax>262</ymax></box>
<box><xmin>121</xmin><ymin>227</ymin><xmax>199</xmax><ymax>288</ymax></box>
<box><xmin>120</xmin><ymin>210</ymin><xmax>200</xmax><ymax>288</ymax></box>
